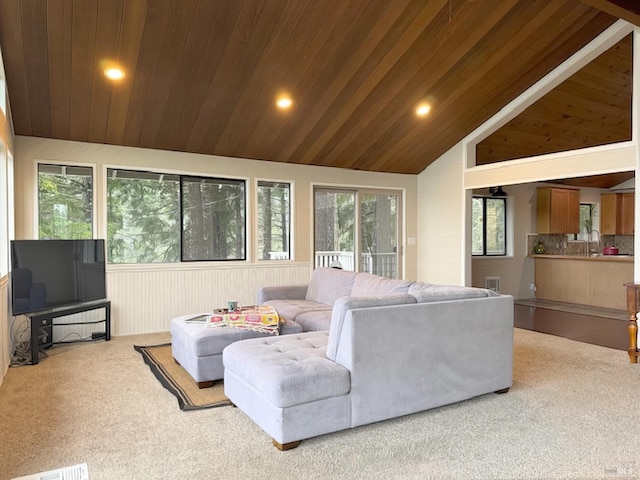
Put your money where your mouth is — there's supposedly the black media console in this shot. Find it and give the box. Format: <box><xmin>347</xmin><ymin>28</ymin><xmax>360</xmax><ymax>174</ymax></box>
<box><xmin>28</xmin><ymin>300</ymin><xmax>111</xmax><ymax>365</ymax></box>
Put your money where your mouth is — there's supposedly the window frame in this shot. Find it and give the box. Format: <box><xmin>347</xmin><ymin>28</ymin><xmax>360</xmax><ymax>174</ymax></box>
<box><xmin>312</xmin><ymin>184</ymin><xmax>403</xmax><ymax>278</ymax></box>
<box><xmin>180</xmin><ymin>175</ymin><xmax>247</xmax><ymax>262</ymax></box>
<box><xmin>472</xmin><ymin>195</ymin><xmax>507</xmax><ymax>257</ymax></box>
<box><xmin>255</xmin><ymin>179</ymin><xmax>293</xmax><ymax>261</ymax></box>
<box><xmin>36</xmin><ymin>161</ymin><xmax>97</xmax><ymax>240</ymax></box>
<box><xmin>0</xmin><ymin>141</ymin><xmax>6</xmax><ymax>275</ymax></box>
<box><xmin>105</xmin><ymin>166</ymin><xmax>249</xmax><ymax>264</ymax></box>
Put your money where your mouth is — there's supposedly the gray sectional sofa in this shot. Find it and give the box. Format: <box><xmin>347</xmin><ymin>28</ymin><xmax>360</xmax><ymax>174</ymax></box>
<box><xmin>223</xmin><ymin>267</ymin><xmax>514</xmax><ymax>450</ymax></box>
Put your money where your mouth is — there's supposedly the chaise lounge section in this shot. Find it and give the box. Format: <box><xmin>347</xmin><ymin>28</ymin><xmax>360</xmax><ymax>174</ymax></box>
<box><xmin>223</xmin><ymin>268</ymin><xmax>514</xmax><ymax>449</ymax></box>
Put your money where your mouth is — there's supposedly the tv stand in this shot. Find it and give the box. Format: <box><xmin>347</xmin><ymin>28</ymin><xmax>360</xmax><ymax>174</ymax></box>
<box><xmin>29</xmin><ymin>300</ymin><xmax>111</xmax><ymax>365</ymax></box>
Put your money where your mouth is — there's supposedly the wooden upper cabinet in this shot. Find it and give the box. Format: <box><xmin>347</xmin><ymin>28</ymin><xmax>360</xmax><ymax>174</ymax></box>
<box><xmin>537</xmin><ymin>187</ymin><xmax>580</xmax><ymax>234</ymax></box>
<box><xmin>601</xmin><ymin>192</ymin><xmax>634</xmax><ymax>235</ymax></box>
<box><xmin>566</xmin><ymin>189</ymin><xmax>580</xmax><ymax>233</ymax></box>
<box><xmin>621</xmin><ymin>192</ymin><xmax>634</xmax><ymax>235</ymax></box>
<box><xmin>600</xmin><ymin>193</ymin><xmax>620</xmax><ymax>235</ymax></box>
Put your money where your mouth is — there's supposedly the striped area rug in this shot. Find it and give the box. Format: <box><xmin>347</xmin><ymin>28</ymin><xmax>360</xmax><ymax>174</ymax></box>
<box><xmin>135</xmin><ymin>343</ymin><xmax>231</xmax><ymax>411</ymax></box>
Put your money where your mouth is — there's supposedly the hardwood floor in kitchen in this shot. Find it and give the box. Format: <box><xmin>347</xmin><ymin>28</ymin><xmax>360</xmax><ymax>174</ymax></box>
<box><xmin>514</xmin><ymin>299</ymin><xmax>629</xmax><ymax>351</ymax></box>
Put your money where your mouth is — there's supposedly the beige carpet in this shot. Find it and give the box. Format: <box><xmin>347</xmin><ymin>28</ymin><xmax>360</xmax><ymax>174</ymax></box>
<box><xmin>134</xmin><ymin>343</ymin><xmax>230</xmax><ymax>410</ymax></box>
<box><xmin>1</xmin><ymin>329</ymin><xmax>640</xmax><ymax>480</ymax></box>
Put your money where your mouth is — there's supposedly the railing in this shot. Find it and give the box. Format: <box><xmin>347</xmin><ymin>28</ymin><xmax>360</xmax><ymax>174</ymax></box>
<box><xmin>314</xmin><ymin>251</ymin><xmax>397</xmax><ymax>278</ymax></box>
<box><xmin>268</xmin><ymin>252</ymin><xmax>290</xmax><ymax>260</ymax></box>
<box><xmin>314</xmin><ymin>251</ymin><xmax>355</xmax><ymax>271</ymax></box>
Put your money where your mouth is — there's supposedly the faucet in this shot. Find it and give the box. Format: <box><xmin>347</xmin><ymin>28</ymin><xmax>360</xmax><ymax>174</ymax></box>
<box><xmin>587</xmin><ymin>229</ymin><xmax>601</xmax><ymax>256</ymax></box>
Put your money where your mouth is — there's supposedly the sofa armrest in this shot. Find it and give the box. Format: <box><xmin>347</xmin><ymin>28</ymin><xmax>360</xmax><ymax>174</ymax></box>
<box><xmin>257</xmin><ymin>284</ymin><xmax>308</xmax><ymax>304</ymax></box>
<box><xmin>333</xmin><ymin>295</ymin><xmax>514</xmax><ymax>427</ymax></box>
<box><xmin>326</xmin><ymin>294</ymin><xmax>416</xmax><ymax>360</ymax></box>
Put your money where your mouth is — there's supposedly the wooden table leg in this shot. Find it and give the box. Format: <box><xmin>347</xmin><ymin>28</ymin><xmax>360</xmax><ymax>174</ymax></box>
<box><xmin>625</xmin><ymin>283</ymin><xmax>640</xmax><ymax>364</ymax></box>
<box><xmin>630</xmin><ymin>313</ymin><xmax>638</xmax><ymax>364</ymax></box>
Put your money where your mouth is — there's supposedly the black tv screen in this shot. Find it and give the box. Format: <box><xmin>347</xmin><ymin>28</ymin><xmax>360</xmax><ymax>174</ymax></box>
<box><xmin>11</xmin><ymin>239</ymin><xmax>107</xmax><ymax>316</ymax></box>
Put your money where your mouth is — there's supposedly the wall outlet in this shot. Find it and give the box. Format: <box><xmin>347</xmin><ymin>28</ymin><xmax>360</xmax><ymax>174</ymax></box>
<box><xmin>530</xmin><ymin>283</ymin><xmax>536</xmax><ymax>291</ymax></box>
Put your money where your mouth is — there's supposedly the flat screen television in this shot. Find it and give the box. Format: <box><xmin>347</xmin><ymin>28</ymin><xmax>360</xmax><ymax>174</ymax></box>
<box><xmin>10</xmin><ymin>239</ymin><xmax>107</xmax><ymax>316</ymax></box>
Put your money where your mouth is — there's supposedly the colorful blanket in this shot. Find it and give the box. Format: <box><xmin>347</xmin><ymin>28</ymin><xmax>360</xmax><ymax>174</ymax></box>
<box><xmin>206</xmin><ymin>305</ymin><xmax>280</xmax><ymax>335</ymax></box>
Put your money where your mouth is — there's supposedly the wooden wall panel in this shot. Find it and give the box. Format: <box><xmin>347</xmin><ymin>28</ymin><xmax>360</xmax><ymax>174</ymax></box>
<box><xmin>106</xmin><ymin>264</ymin><xmax>312</xmax><ymax>335</ymax></box>
<box><xmin>0</xmin><ymin>0</ymin><xmax>622</xmax><ymax>174</ymax></box>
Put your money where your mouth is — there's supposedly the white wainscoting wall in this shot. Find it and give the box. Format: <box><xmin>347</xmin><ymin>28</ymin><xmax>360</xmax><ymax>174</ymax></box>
<box><xmin>106</xmin><ymin>263</ymin><xmax>312</xmax><ymax>336</ymax></box>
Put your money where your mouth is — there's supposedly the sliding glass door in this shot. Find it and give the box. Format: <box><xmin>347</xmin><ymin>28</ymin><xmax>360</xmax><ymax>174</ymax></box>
<box><xmin>314</xmin><ymin>188</ymin><xmax>401</xmax><ymax>278</ymax></box>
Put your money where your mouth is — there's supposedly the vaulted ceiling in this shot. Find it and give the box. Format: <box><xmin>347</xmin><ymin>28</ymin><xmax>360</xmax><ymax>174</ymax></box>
<box><xmin>0</xmin><ymin>1</ymin><xmax>638</xmax><ymax>175</ymax></box>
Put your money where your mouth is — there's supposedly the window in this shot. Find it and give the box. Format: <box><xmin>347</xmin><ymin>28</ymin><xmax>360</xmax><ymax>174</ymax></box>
<box><xmin>0</xmin><ymin>62</ymin><xmax>6</xmax><ymax>115</ymax></box>
<box><xmin>181</xmin><ymin>176</ymin><xmax>245</xmax><ymax>261</ymax></box>
<box><xmin>314</xmin><ymin>187</ymin><xmax>401</xmax><ymax>278</ymax></box>
<box><xmin>472</xmin><ymin>196</ymin><xmax>506</xmax><ymax>256</ymax></box>
<box><xmin>107</xmin><ymin>169</ymin><xmax>246</xmax><ymax>263</ymax></box>
<box><xmin>107</xmin><ymin>170</ymin><xmax>180</xmax><ymax>263</ymax></box>
<box><xmin>577</xmin><ymin>203</ymin><xmax>597</xmax><ymax>241</ymax></box>
<box><xmin>38</xmin><ymin>164</ymin><xmax>93</xmax><ymax>239</ymax></box>
<box><xmin>0</xmin><ymin>142</ymin><xmax>6</xmax><ymax>275</ymax></box>
<box><xmin>257</xmin><ymin>181</ymin><xmax>290</xmax><ymax>260</ymax></box>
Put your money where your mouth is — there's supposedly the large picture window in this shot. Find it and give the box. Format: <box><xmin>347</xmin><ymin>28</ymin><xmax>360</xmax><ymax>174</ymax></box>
<box><xmin>38</xmin><ymin>164</ymin><xmax>93</xmax><ymax>240</ymax></box>
<box><xmin>181</xmin><ymin>176</ymin><xmax>245</xmax><ymax>261</ymax></box>
<box><xmin>257</xmin><ymin>181</ymin><xmax>290</xmax><ymax>260</ymax></box>
<box><xmin>472</xmin><ymin>196</ymin><xmax>506</xmax><ymax>256</ymax></box>
<box><xmin>107</xmin><ymin>169</ymin><xmax>246</xmax><ymax>263</ymax></box>
<box><xmin>107</xmin><ymin>170</ymin><xmax>180</xmax><ymax>263</ymax></box>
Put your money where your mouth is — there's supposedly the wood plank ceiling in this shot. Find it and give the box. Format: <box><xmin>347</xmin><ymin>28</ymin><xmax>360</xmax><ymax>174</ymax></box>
<box><xmin>0</xmin><ymin>0</ymin><xmax>632</xmax><ymax>175</ymax></box>
<box><xmin>476</xmin><ymin>34</ymin><xmax>633</xmax><ymax>165</ymax></box>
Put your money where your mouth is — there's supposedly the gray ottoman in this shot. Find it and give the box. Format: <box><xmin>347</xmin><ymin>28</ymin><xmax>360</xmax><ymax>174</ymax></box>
<box><xmin>170</xmin><ymin>314</ymin><xmax>302</xmax><ymax>388</ymax></box>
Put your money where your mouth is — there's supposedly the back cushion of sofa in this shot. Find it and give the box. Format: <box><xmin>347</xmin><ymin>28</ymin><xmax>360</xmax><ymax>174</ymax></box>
<box><xmin>326</xmin><ymin>294</ymin><xmax>416</xmax><ymax>361</ymax></box>
<box><xmin>409</xmin><ymin>284</ymin><xmax>499</xmax><ymax>303</ymax></box>
<box><xmin>306</xmin><ymin>268</ymin><xmax>357</xmax><ymax>306</ymax></box>
<box><xmin>351</xmin><ymin>273</ymin><xmax>414</xmax><ymax>296</ymax></box>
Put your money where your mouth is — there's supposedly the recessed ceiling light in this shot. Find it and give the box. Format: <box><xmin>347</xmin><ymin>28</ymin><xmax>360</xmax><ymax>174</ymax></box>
<box><xmin>416</xmin><ymin>103</ymin><xmax>431</xmax><ymax>117</ymax></box>
<box><xmin>104</xmin><ymin>67</ymin><xmax>125</xmax><ymax>81</ymax></box>
<box><xmin>276</xmin><ymin>96</ymin><xmax>293</xmax><ymax>110</ymax></box>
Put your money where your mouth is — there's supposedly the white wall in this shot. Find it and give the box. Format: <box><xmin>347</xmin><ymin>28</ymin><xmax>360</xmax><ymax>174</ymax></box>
<box><xmin>0</xmin><ymin>45</ymin><xmax>15</xmax><ymax>383</ymax></box>
<box><xmin>13</xmin><ymin>136</ymin><xmax>418</xmax><ymax>335</ymax></box>
<box><xmin>416</xmin><ymin>143</ymin><xmax>465</xmax><ymax>285</ymax></box>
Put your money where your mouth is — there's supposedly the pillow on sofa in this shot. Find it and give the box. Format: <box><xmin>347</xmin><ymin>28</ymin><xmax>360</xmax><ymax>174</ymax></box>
<box><xmin>306</xmin><ymin>268</ymin><xmax>357</xmax><ymax>306</ymax></box>
<box><xmin>351</xmin><ymin>273</ymin><xmax>414</xmax><ymax>296</ymax></box>
<box><xmin>409</xmin><ymin>284</ymin><xmax>499</xmax><ymax>303</ymax></box>
<box><xmin>326</xmin><ymin>294</ymin><xmax>416</xmax><ymax>361</ymax></box>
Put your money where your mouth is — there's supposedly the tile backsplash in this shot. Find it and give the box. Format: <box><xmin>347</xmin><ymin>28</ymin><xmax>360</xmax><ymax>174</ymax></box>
<box><xmin>528</xmin><ymin>234</ymin><xmax>634</xmax><ymax>256</ymax></box>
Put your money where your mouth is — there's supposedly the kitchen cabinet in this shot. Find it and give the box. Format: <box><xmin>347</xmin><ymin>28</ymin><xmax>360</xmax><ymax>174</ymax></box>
<box><xmin>534</xmin><ymin>255</ymin><xmax>632</xmax><ymax>310</ymax></box>
<box><xmin>536</xmin><ymin>187</ymin><xmax>580</xmax><ymax>234</ymax></box>
<box><xmin>601</xmin><ymin>192</ymin><xmax>634</xmax><ymax>235</ymax></box>
<box><xmin>621</xmin><ymin>192</ymin><xmax>634</xmax><ymax>235</ymax></box>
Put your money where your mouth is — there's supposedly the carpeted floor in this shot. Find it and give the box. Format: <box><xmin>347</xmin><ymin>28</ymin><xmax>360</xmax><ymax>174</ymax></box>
<box><xmin>134</xmin><ymin>343</ymin><xmax>230</xmax><ymax>410</ymax></box>
<box><xmin>1</xmin><ymin>329</ymin><xmax>640</xmax><ymax>480</ymax></box>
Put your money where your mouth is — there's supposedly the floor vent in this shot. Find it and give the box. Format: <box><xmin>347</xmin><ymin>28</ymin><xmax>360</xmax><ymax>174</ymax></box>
<box><xmin>485</xmin><ymin>276</ymin><xmax>501</xmax><ymax>293</ymax></box>
<box><xmin>11</xmin><ymin>463</ymin><xmax>88</xmax><ymax>480</ymax></box>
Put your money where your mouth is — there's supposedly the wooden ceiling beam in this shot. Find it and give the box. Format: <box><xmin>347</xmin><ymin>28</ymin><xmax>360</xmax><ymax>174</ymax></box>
<box><xmin>578</xmin><ymin>0</ymin><xmax>640</xmax><ymax>26</ymax></box>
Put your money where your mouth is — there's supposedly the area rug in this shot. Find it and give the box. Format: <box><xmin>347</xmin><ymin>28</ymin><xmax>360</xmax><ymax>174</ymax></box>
<box><xmin>134</xmin><ymin>343</ymin><xmax>231</xmax><ymax>411</ymax></box>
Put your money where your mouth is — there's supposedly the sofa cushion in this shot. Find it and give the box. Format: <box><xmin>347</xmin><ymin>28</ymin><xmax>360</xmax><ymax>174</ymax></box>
<box><xmin>222</xmin><ymin>331</ymin><xmax>350</xmax><ymax>408</ymax></box>
<box><xmin>305</xmin><ymin>268</ymin><xmax>357</xmax><ymax>305</ymax></box>
<box><xmin>294</xmin><ymin>310</ymin><xmax>332</xmax><ymax>331</ymax></box>
<box><xmin>409</xmin><ymin>284</ymin><xmax>499</xmax><ymax>303</ymax></box>
<box><xmin>326</xmin><ymin>294</ymin><xmax>417</xmax><ymax>361</ymax></box>
<box><xmin>351</xmin><ymin>273</ymin><xmax>414</xmax><ymax>296</ymax></box>
<box><xmin>262</xmin><ymin>299</ymin><xmax>332</xmax><ymax>323</ymax></box>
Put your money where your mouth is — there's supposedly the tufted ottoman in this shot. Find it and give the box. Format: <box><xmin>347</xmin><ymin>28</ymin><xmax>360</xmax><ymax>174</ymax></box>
<box><xmin>170</xmin><ymin>314</ymin><xmax>302</xmax><ymax>388</ymax></box>
<box><xmin>223</xmin><ymin>331</ymin><xmax>351</xmax><ymax>450</ymax></box>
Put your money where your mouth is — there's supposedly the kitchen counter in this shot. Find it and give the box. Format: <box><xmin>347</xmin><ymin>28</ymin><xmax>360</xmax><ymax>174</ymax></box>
<box><xmin>533</xmin><ymin>255</ymin><xmax>633</xmax><ymax>310</ymax></box>
<box><xmin>530</xmin><ymin>254</ymin><xmax>633</xmax><ymax>262</ymax></box>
